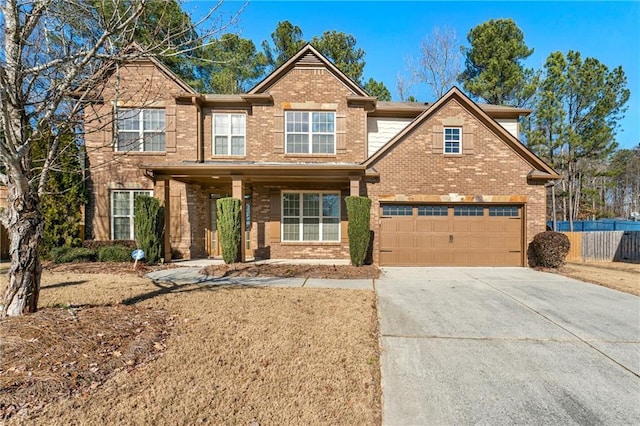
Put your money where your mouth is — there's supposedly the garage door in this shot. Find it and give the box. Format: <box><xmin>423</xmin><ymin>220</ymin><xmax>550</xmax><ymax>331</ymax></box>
<box><xmin>379</xmin><ymin>204</ymin><xmax>523</xmax><ymax>266</ymax></box>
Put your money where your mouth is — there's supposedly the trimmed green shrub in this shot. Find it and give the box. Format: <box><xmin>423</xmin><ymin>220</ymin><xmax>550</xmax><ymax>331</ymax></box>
<box><xmin>345</xmin><ymin>196</ymin><xmax>372</xmax><ymax>266</ymax></box>
<box><xmin>216</xmin><ymin>197</ymin><xmax>242</xmax><ymax>264</ymax></box>
<box><xmin>98</xmin><ymin>245</ymin><xmax>133</xmax><ymax>262</ymax></box>
<box><xmin>50</xmin><ymin>247</ymin><xmax>97</xmax><ymax>264</ymax></box>
<box><xmin>134</xmin><ymin>195</ymin><xmax>164</xmax><ymax>265</ymax></box>
<box><xmin>83</xmin><ymin>240</ymin><xmax>136</xmax><ymax>250</ymax></box>
<box><xmin>530</xmin><ymin>231</ymin><xmax>570</xmax><ymax>268</ymax></box>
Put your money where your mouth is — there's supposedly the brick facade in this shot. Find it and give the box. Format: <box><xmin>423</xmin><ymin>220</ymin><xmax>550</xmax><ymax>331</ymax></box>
<box><xmin>83</xmin><ymin>46</ymin><xmax>555</xmax><ymax>265</ymax></box>
<box><xmin>365</xmin><ymin>99</ymin><xmax>547</xmax><ymax>265</ymax></box>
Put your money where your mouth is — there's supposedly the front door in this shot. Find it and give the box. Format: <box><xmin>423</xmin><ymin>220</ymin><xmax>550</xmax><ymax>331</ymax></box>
<box><xmin>207</xmin><ymin>199</ymin><xmax>220</xmax><ymax>257</ymax></box>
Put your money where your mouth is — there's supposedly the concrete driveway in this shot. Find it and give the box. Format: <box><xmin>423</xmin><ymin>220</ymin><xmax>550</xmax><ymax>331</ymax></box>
<box><xmin>377</xmin><ymin>267</ymin><xmax>640</xmax><ymax>425</ymax></box>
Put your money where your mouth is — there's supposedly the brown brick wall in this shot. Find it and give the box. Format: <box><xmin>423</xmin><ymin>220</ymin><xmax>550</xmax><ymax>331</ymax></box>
<box><xmin>365</xmin><ymin>99</ymin><xmax>547</xmax><ymax>265</ymax></box>
<box><xmin>84</xmin><ymin>61</ymin><xmax>201</xmax><ymax>257</ymax></box>
<box><xmin>85</xmin><ymin>60</ymin><xmax>548</xmax><ymax>263</ymax></box>
<box><xmin>204</xmin><ymin>68</ymin><xmax>367</xmax><ymax>163</ymax></box>
<box><xmin>249</xmin><ymin>184</ymin><xmax>350</xmax><ymax>260</ymax></box>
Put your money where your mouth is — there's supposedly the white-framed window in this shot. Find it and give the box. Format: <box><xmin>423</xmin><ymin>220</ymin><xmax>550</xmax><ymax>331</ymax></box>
<box><xmin>282</xmin><ymin>192</ymin><xmax>340</xmax><ymax>242</ymax></box>
<box><xmin>285</xmin><ymin>111</ymin><xmax>335</xmax><ymax>154</ymax></box>
<box><xmin>111</xmin><ymin>190</ymin><xmax>153</xmax><ymax>240</ymax></box>
<box><xmin>213</xmin><ymin>113</ymin><xmax>246</xmax><ymax>156</ymax></box>
<box><xmin>116</xmin><ymin>108</ymin><xmax>165</xmax><ymax>152</ymax></box>
<box><xmin>444</xmin><ymin>127</ymin><xmax>462</xmax><ymax>154</ymax></box>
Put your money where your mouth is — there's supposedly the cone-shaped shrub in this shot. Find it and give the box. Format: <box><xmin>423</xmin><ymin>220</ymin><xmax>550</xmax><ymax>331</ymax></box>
<box><xmin>134</xmin><ymin>195</ymin><xmax>164</xmax><ymax>265</ymax></box>
<box><xmin>217</xmin><ymin>197</ymin><xmax>242</xmax><ymax>264</ymax></box>
<box><xmin>345</xmin><ymin>196</ymin><xmax>372</xmax><ymax>266</ymax></box>
<box><xmin>530</xmin><ymin>231</ymin><xmax>570</xmax><ymax>268</ymax></box>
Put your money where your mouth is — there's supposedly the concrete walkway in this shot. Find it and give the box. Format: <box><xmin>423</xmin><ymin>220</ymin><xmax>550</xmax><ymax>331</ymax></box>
<box><xmin>377</xmin><ymin>267</ymin><xmax>640</xmax><ymax>425</ymax></box>
<box><xmin>145</xmin><ymin>259</ymin><xmax>372</xmax><ymax>290</ymax></box>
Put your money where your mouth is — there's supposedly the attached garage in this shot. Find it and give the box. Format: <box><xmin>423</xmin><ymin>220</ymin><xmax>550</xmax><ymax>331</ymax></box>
<box><xmin>379</xmin><ymin>204</ymin><xmax>524</xmax><ymax>266</ymax></box>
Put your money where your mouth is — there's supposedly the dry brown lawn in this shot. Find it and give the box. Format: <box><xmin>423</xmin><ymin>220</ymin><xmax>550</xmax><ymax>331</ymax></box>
<box><xmin>554</xmin><ymin>261</ymin><xmax>640</xmax><ymax>296</ymax></box>
<box><xmin>1</xmin><ymin>268</ymin><xmax>381</xmax><ymax>425</ymax></box>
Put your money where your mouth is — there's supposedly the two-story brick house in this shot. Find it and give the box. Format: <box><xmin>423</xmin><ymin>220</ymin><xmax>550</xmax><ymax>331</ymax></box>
<box><xmin>84</xmin><ymin>44</ymin><xmax>558</xmax><ymax>266</ymax></box>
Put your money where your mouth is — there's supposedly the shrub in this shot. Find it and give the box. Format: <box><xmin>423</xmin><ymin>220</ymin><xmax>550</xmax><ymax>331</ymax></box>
<box><xmin>98</xmin><ymin>245</ymin><xmax>132</xmax><ymax>262</ymax></box>
<box><xmin>345</xmin><ymin>196</ymin><xmax>372</xmax><ymax>266</ymax></box>
<box><xmin>134</xmin><ymin>196</ymin><xmax>164</xmax><ymax>265</ymax></box>
<box><xmin>50</xmin><ymin>247</ymin><xmax>97</xmax><ymax>264</ymax></box>
<box><xmin>217</xmin><ymin>197</ymin><xmax>242</xmax><ymax>264</ymax></box>
<box><xmin>530</xmin><ymin>231</ymin><xmax>570</xmax><ymax>268</ymax></box>
<box><xmin>83</xmin><ymin>240</ymin><xmax>137</xmax><ymax>250</ymax></box>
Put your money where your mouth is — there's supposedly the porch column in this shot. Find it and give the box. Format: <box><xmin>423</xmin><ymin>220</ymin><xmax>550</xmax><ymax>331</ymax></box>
<box><xmin>349</xmin><ymin>175</ymin><xmax>361</xmax><ymax>196</ymax></box>
<box><xmin>232</xmin><ymin>176</ymin><xmax>245</xmax><ymax>262</ymax></box>
<box><xmin>162</xmin><ymin>178</ymin><xmax>171</xmax><ymax>262</ymax></box>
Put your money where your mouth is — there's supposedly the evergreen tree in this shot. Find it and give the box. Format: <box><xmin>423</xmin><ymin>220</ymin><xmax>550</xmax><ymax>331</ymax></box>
<box><xmin>525</xmin><ymin>51</ymin><xmax>630</xmax><ymax>225</ymax></box>
<box><xmin>261</xmin><ymin>21</ymin><xmax>306</xmax><ymax>71</ymax></box>
<box><xmin>311</xmin><ymin>30</ymin><xmax>366</xmax><ymax>84</ymax></box>
<box><xmin>204</xmin><ymin>34</ymin><xmax>268</xmax><ymax>94</ymax></box>
<box><xmin>459</xmin><ymin>18</ymin><xmax>537</xmax><ymax>106</ymax></box>
<box><xmin>364</xmin><ymin>78</ymin><xmax>392</xmax><ymax>101</ymax></box>
<box><xmin>31</xmin><ymin>127</ymin><xmax>87</xmax><ymax>255</ymax></box>
<box><xmin>261</xmin><ymin>21</ymin><xmax>369</xmax><ymax>85</ymax></box>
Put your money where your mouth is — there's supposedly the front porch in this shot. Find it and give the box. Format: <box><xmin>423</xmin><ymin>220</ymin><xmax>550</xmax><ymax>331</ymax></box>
<box><xmin>143</xmin><ymin>161</ymin><xmax>376</xmax><ymax>262</ymax></box>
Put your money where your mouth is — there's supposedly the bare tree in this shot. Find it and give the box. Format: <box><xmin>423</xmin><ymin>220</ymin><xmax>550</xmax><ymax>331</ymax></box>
<box><xmin>0</xmin><ymin>0</ymin><xmax>241</xmax><ymax>316</ymax></box>
<box><xmin>396</xmin><ymin>72</ymin><xmax>415</xmax><ymax>102</ymax></box>
<box><xmin>407</xmin><ymin>26</ymin><xmax>462</xmax><ymax>99</ymax></box>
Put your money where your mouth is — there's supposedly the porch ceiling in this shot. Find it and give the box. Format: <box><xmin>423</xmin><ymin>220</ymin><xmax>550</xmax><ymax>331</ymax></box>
<box><xmin>142</xmin><ymin>162</ymin><xmax>371</xmax><ymax>186</ymax></box>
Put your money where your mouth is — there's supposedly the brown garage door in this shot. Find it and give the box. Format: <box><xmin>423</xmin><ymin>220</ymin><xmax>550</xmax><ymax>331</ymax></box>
<box><xmin>379</xmin><ymin>204</ymin><xmax>523</xmax><ymax>266</ymax></box>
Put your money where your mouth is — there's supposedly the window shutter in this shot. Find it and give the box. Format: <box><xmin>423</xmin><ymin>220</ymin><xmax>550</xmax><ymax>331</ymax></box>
<box><xmin>269</xmin><ymin>190</ymin><xmax>281</xmax><ymax>243</ymax></box>
<box><xmin>273</xmin><ymin>113</ymin><xmax>284</xmax><ymax>154</ymax></box>
<box><xmin>432</xmin><ymin>125</ymin><xmax>443</xmax><ymax>153</ymax></box>
<box><xmin>340</xmin><ymin>191</ymin><xmax>348</xmax><ymax>243</ymax></box>
<box><xmin>165</xmin><ymin>104</ymin><xmax>176</xmax><ymax>153</ymax></box>
<box><xmin>336</xmin><ymin>114</ymin><xmax>347</xmax><ymax>154</ymax></box>
<box><xmin>463</xmin><ymin>125</ymin><xmax>474</xmax><ymax>155</ymax></box>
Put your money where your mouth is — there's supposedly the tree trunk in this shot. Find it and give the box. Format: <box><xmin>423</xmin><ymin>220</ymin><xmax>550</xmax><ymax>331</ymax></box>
<box><xmin>2</xmin><ymin>189</ymin><xmax>43</xmax><ymax>317</ymax></box>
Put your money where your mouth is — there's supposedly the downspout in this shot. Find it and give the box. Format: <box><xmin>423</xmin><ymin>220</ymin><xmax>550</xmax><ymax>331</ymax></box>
<box><xmin>142</xmin><ymin>169</ymin><xmax>156</xmax><ymax>185</ymax></box>
<box><xmin>192</xmin><ymin>96</ymin><xmax>203</xmax><ymax>163</ymax></box>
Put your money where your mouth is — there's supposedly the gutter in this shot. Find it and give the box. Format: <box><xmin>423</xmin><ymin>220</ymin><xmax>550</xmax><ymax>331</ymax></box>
<box><xmin>191</xmin><ymin>96</ymin><xmax>204</xmax><ymax>163</ymax></box>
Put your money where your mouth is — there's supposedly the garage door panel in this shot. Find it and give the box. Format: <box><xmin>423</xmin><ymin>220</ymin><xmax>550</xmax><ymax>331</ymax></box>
<box><xmin>416</xmin><ymin>217</ymin><xmax>447</xmax><ymax>232</ymax></box>
<box><xmin>379</xmin><ymin>204</ymin><xmax>523</xmax><ymax>267</ymax></box>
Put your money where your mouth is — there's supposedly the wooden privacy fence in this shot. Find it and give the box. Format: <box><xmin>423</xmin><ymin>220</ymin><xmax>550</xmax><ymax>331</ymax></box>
<box><xmin>562</xmin><ymin>231</ymin><xmax>640</xmax><ymax>263</ymax></box>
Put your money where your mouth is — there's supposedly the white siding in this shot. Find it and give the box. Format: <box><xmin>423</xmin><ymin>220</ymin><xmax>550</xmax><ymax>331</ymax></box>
<box><xmin>367</xmin><ymin>117</ymin><xmax>413</xmax><ymax>157</ymax></box>
<box><xmin>496</xmin><ymin>118</ymin><xmax>519</xmax><ymax>139</ymax></box>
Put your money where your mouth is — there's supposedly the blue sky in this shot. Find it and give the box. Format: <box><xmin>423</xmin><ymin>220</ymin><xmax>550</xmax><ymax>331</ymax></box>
<box><xmin>187</xmin><ymin>1</ymin><xmax>639</xmax><ymax>150</ymax></box>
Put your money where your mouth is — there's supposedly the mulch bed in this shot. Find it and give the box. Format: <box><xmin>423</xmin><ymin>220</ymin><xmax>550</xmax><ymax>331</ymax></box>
<box><xmin>43</xmin><ymin>261</ymin><xmax>176</xmax><ymax>276</ymax></box>
<box><xmin>200</xmin><ymin>263</ymin><xmax>381</xmax><ymax>279</ymax></box>
<box><xmin>0</xmin><ymin>305</ymin><xmax>173</xmax><ymax>421</ymax></box>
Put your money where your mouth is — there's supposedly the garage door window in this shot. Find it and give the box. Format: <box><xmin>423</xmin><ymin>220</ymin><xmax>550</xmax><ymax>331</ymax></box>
<box><xmin>382</xmin><ymin>205</ymin><xmax>413</xmax><ymax>216</ymax></box>
<box><xmin>489</xmin><ymin>206</ymin><xmax>519</xmax><ymax>216</ymax></box>
<box><xmin>454</xmin><ymin>206</ymin><xmax>484</xmax><ymax>216</ymax></box>
<box><xmin>418</xmin><ymin>205</ymin><xmax>447</xmax><ymax>216</ymax></box>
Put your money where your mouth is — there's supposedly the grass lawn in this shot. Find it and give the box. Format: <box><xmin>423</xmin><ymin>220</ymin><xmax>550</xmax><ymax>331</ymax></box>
<box><xmin>1</xmin><ymin>269</ymin><xmax>381</xmax><ymax>425</ymax></box>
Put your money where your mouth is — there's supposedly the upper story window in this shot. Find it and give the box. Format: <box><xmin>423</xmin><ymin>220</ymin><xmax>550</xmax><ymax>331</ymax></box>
<box><xmin>444</xmin><ymin>127</ymin><xmax>461</xmax><ymax>154</ymax></box>
<box><xmin>285</xmin><ymin>111</ymin><xmax>335</xmax><ymax>154</ymax></box>
<box><xmin>213</xmin><ymin>113</ymin><xmax>246</xmax><ymax>156</ymax></box>
<box><xmin>116</xmin><ymin>108</ymin><xmax>165</xmax><ymax>152</ymax></box>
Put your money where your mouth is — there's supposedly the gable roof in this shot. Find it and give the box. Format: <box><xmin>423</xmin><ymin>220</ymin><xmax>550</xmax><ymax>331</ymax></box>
<box><xmin>73</xmin><ymin>44</ymin><xmax>197</xmax><ymax>99</ymax></box>
<box><xmin>248</xmin><ymin>44</ymin><xmax>369</xmax><ymax>97</ymax></box>
<box><xmin>139</xmin><ymin>55</ymin><xmax>197</xmax><ymax>94</ymax></box>
<box><xmin>363</xmin><ymin>87</ymin><xmax>559</xmax><ymax>180</ymax></box>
